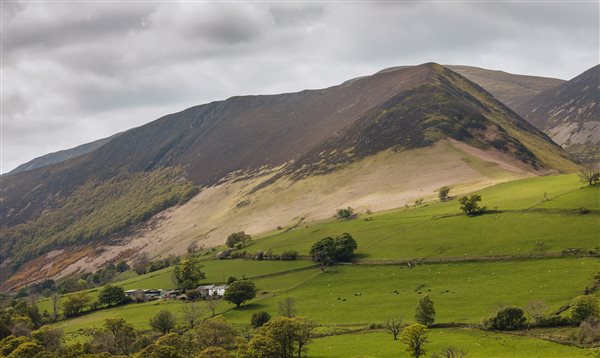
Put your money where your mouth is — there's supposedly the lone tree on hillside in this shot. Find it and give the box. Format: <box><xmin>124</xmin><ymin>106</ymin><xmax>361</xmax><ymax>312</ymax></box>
<box><xmin>438</xmin><ymin>186</ymin><xmax>451</xmax><ymax>201</ymax></box>
<box><xmin>173</xmin><ymin>257</ymin><xmax>206</xmax><ymax>291</ymax></box>
<box><xmin>226</xmin><ymin>231</ymin><xmax>252</xmax><ymax>248</ymax></box>
<box><xmin>458</xmin><ymin>194</ymin><xmax>486</xmax><ymax>216</ymax></box>
<box><xmin>223</xmin><ymin>280</ymin><xmax>256</xmax><ymax>307</ymax></box>
<box><xmin>401</xmin><ymin>324</ymin><xmax>429</xmax><ymax>358</ymax></box>
<box><xmin>98</xmin><ymin>285</ymin><xmax>127</xmax><ymax>307</ymax></box>
<box><xmin>309</xmin><ymin>233</ymin><xmax>358</xmax><ymax>270</ymax></box>
<box><xmin>578</xmin><ymin>165</ymin><xmax>600</xmax><ymax>186</ymax></box>
<box><xmin>385</xmin><ymin>317</ymin><xmax>403</xmax><ymax>340</ymax></box>
<box><xmin>336</xmin><ymin>207</ymin><xmax>355</xmax><ymax>220</ymax></box>
<box><xmin>415</xmin><ymin>296</ymin><xmax>436</xmax><ymax>326</ymax></box>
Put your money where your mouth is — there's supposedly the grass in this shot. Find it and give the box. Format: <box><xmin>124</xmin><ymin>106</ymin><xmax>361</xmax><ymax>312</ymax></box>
<box><xmin>37</xmin><ymin>259</ymin><xmax>313</xmax><ymax>314</ymax></box>
<box><xmin>42</xmin><ymin>174</ymin><xmax>600</xmax><ymax>356</ymax></box>
<box><xmin>222</xmin><ymin>258</ymin><xmax>600</xmax><ymax>325</ymax></box>
<box><xmin>308</xmin><ymin>328</ymin><xmax>598</xmax><ymax>357</ymax></box>
<box><xmin>248</xmin><ymin>175</ymin><xmax>599</xmax><ymax>260</ymax></box>
<box><xmin>53</xmin><ymin>267</ymin><xmax>322</xmax><ymax>337</ymax></box>
<box><xmin>116</xmin><ymin>259</ymin><xmax>314</xmax><ymax>290</ymax></box>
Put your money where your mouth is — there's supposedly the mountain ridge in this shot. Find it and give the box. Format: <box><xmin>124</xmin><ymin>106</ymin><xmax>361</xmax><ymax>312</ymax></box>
<box><xmin>0</xmin><ymin>62</ymin><xmax>577</xmax><ymax>288</ymax></box>
<box><xmin>513</xmin><ymin>65</ymin><xmax>600</xmax><ymax>163</ymax></box>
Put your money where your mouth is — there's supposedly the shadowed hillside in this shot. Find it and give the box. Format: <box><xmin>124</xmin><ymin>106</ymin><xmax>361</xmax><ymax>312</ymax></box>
<box><xmin>514</xmin><ymin>65</ymin><xmax>600</xmax><ymax>163</ymax></box>
<box><xmin>446</xmin><ymin>65</ymin><xmax>564</xmax><ymax>108</ymax></box>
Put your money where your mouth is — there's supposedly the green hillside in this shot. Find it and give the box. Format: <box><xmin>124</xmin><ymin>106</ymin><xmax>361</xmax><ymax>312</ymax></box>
<box><xmin>249</xmin><ymin>174</ymin><xmax>599</xmax><ymax>260</ymax></box>
<box><xmin>29</xmin><ymin>173</ymin><xmax>599</xmax><ymax>357</ymax></box>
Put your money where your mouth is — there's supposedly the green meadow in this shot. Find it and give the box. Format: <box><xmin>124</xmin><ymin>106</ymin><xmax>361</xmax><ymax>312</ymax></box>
<box><xmin>249</xmin><ymin>174</ymin><xmax>599</xmax><ymax>260</ymax></box>
<box><xmin>42</xmin><ymin>174</ymin><xmax>600</xmax><ymax>356</ymax></box>
<box><xmin>308</xmin><ymin>329</ymin><xmax>597</xmax><ymax>358</ymax></box>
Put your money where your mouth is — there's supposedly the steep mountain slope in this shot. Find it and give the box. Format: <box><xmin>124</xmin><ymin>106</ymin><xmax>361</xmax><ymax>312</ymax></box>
<box><xmin>447</xmin><ymin>65</ymin><xmax>564</xmax><ymax>109</ymax></box>
<box><xmin>8</xmin><ymin>132</ymin><xmax>122</xmax><ymax>175</ymax></box>
<box><xmin>0</xmin><ymin>63</ymin><xmax>577</xmax><ymax>289</ymax></box>
<box><xmin>514</xmin><ymin>65</ymin><xmax>600</xmax><ymax>163</ymax></box>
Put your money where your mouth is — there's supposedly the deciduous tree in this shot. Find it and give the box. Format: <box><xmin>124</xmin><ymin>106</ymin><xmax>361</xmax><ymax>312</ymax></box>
<box><xmin>400</xmin><ymin>324</ymin><xmax>428</xmax><ymax>358</ymax></box>
<box><xmin>223</xmin><ymin>280</ymin><xmax>256</xmax><ymax>308</ymax></box>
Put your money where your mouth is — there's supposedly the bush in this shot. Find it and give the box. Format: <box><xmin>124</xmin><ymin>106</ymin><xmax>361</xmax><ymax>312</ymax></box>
<box><xmin>438</xmin><ymin>186</ymin><xmax>451</xmax><ymax>201</ymax></box>
<box><xmin>251</xmin><ymin>311</ymin><xmax>271</xmax><ymax>328</ymax></box>
<box><xmin>310</xmin><ymin>233</ymin><xmax>357</xmax><ymax>268</ymax></box>
<box><xmin>484</xmin><ymin>307</ymin><xmax>526</xmax><ymax>331</ymax></box>
<box><xmin>226</xmin><ymin>232</ymin><xmax>252</xmax><ymax>248</ymax></box>
<box><xmin>535</xmin><ymin>315</ymin><xmax>571</xmax><ymax>327</ymax></box>
<box><xmin>226</xmin><ymin>276</ymin><xmax>238</xmax><ymax>285</ymax></box>
<box><xmin>216</xmin><ymin>250</ymin><xmax>232</xmax><ymax>260</ymax></box>
<box><xmin>336</xmin><ymin>207</ymin><xmax>354</xmax><ymax>220</ymax></box>
<box><xmin>280</xmin><ymin>251</ymin><xmax>299</xmax><ymax>261</ymax></box>
<box><xmin>571</xmin><ymin>295</ymin><xmax>600</xmax><ymax>323</ymax></box>
<box><xmin>186</xmin><ymin>289</ymin><xmax>203</xmax><ymax>301</ymax></box>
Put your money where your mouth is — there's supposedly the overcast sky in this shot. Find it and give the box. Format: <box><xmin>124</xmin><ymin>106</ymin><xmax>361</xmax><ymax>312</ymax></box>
<box><xmin>1</xmin><ymin>1</ymin><xmax>598</xmax><ymax>173</ymax></box>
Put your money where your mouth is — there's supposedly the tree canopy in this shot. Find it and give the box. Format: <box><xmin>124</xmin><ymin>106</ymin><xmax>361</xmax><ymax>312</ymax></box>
<box><xmin>173</xmin><ymin>257</ymin><xmax>206</xmax><ymax>291</ymax></box>
<box><xmin>223</xmin><ymin>280</ymin><xmax>256</xmax><ymax>307</ymax></box>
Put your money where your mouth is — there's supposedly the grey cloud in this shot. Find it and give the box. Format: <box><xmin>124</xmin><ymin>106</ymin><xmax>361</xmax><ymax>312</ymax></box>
<box><xmin>1</xmin><ymin>1</ymin><xmax>598</xmax><ymax>173</ymax></box>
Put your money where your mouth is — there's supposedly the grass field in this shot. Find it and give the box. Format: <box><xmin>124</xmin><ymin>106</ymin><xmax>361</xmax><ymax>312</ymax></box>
<box><xmin>38</xmin><ymin>259</ymin><xmax>314</xmax><ymax>314</ymax></box>
<box><xmin>222</xmin><ymin>257</ymin><xmax>600</xmax><ymax>325</ymax></box>
<box><xmin>308</xmin><ymin>329</ymin><xmax>598</xmax><ymax>357</ymax></box>
<box><xmin>42</xmin><ymin>174</ymin><xmax>600</xmax><ymax>356</ymax></box>
<box><xmin>249</xmin><ymin>175</ymin><xmax>599</xmax><ymax>260</ymax></box>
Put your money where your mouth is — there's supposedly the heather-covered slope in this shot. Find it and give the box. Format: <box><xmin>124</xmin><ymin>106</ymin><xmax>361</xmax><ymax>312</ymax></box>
<box><xmin>447</xmin><ymin>65</ymin><xmax>564</xmax><ymax>108</ymax></box>
<box><xmin>514</xmin><ymin>65</ymin><xmax>600</xmax><ymax>163</ymax></box>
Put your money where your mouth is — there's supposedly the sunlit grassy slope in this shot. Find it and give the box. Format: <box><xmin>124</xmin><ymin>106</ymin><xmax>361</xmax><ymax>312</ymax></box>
<box><xmin>249</xmin><ymin>174</ymin><xmax>599</xmax><ymax>260</ymax></box>
<box><xmin>309</xmin><ymin>329</ymin><xmax>596</xmax><ymax>358</ymax></box>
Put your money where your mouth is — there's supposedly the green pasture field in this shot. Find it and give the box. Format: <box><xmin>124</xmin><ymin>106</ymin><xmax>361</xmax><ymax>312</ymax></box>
<box><xmin>308</xmin><ymin>328</ymin><xmax>597</xmax><ymax>357</ymax></box>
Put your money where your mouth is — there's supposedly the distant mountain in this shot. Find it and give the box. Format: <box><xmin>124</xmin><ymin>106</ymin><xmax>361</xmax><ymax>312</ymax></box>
<box><xmin>514</xmin><ymin>65</ymin><xmax>600</xmax><ymax>163</ymax></box>
<box><xmin>447</xmin><ymin>65</ymin><xmax>565</xmax><ymax>109</ymax></box>
<box><xmin>0</xmin><ymin>63</ymin><xmax>576</xmax><ymax>289</ymax></box>
<box><xmin>8</xmin><ymin>133</ymin><xmax>122</xmax><ymax>175</ymax></box>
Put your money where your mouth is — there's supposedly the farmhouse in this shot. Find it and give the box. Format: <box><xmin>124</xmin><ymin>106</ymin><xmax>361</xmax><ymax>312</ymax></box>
<box><xmin>196</xmin><ymin>284</ymin><xmax>227</xmax><ymax>298</ymax></box>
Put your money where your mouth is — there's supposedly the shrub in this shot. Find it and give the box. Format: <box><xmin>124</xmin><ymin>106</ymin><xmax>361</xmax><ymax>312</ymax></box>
<box><xmin>226</xmin><ymin>232</ymin><xmax>252</xmax><ymax>248</ymax></box>
<box><xmin>336</xmin><ymin>207</ymin><xmax>354</xmax><ymax>220</ymax></box>
<box><xmin>186</xmin><ymin>289</ymin><xmax>203</xmax><ymax>301</ymax></box>
<box><xmin>570</xmin><ymin>295</ymin><xmax>600</xmax><ymax>323</ymax></box>
<box><xmin>438</xmin><ymin>186</ymin><xmax>451</xmax><ymax>201</ymax></box>
<box><xmin>484</xmin><ymin>307</ymin><xmax>526</xmax><ymax>330</ymax></box>
<box><xmin>251</xmin><ymin>311</ymin><xmax>271</xmax><ymax>328</ymax></box>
